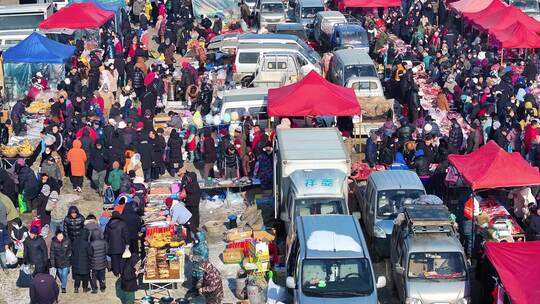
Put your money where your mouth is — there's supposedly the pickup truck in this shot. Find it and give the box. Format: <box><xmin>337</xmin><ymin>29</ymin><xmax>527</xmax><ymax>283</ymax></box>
<box><xmin>251</xmin><ymin>52</ymin><xmax>315</xmax><ymax>88</ymax></box>
<box><xmin>346</xmin><ymin>77</ymin><xmax>394</xmax><ymax>136</ymax></box>
<box><xmin>313</xmin><ymin>11</ymin><xmax>369</xmax><ymax>52</ymax></box>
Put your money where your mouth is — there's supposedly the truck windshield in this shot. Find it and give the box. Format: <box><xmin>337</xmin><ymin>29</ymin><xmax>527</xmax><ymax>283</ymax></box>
<box><xmin>276</xmin><ymin>29</ymin><xmax>307</xmax><ymax>40</ymax></box>
<box><xmin>295</xmin><ymin>199</ymin><xmax>345</xmax><ymax>216</ymax></box>
<box><xmin>302</xmin><ymin>7</ymin><xmax>324</xmax><ymax>18</ymax></box>
<box><xmin>340</xmin><ymin>31</ymin><xmax>368</xmax><ymax>46</ymax></box>
<box><xmin>377</xmin><ymin>190</ymin><xmax>424</xmax><ymax>218</ymax></box>
<box><xmin>302</xmin><ymin>258</ymin><xmax>374</xmax><ymax>297</ymax></box>
<box><xmin>509</xmin><ymin>0</ymin><xmax>540</xmax><ymax>13</ymax></box>
<box><xmin>262</xmin><ymin>3</ymin><xmax>284</xmax><ymax>13</ymax></box>
<box><xmin>344</xmin><ymin>65</ymin><xmax>378</xmax><ymax>80</ymax></box>
<box><xmin>408</xmin><ymin>252</ymin><xmax>466</xmax><ymax>280</ymax></box>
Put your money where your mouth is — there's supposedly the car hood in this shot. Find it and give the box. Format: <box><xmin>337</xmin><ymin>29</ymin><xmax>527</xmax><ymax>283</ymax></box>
<box><xmin>375</xmin><ymin>218</ymin><xmax>395</xmax><ymax>235</ymax></box>
<box><xmin>299</xmin><ymin>293</ymin><xmax>377</xmax><ymax>304</ymax></box>
<box><xmin>407</xmin><ymin>279</ymin><xmax>469</xmax><ymax>303</ymax></box>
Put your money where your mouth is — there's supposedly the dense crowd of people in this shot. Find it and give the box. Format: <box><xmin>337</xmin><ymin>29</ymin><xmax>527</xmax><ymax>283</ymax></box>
<box><xmin>0</xmin><ymin>0</ymin><xmax>540</xmax><ymax>302</ymax></box>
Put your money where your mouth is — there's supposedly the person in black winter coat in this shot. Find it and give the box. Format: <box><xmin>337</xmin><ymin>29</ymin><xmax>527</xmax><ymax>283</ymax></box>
<box><xmin>89</xmin><ymin>229</ymin><xmax>108</xmax><ymax>293</ymax></box>
<box><xmin>413</xmin><ymin>149</ymin><xmax>431</xmax><ymax>177</ymax></box>
<box><xmin>448</xmin><ymin>118</ymin><xmax>464</xmax><ymax>152</ymax></box>
<box><xmin>0</xmin><ymin>167</ymin><xmax>18</xmax><ymax>208</ymax></box>
<box><xmin>136</xmin><ymin>135</ymin><xmax>153</xmax><ymax>182</ymax></box>
<box><xmin>149</xmin><ymin>130</ymin><xmax>166</xmax><ymax>180</ymax></box>
<box><xmin>29</xmin><ymin>265</ymin><xmax>59</xmax><ymax>304</ymax></box>
<box><xmin>71</xmin><ymin>229</ymin><xmax>92</xmax><ymax>293</ymax></box>
<box><xmin>50</xmin><ymin>230</ymin><xmax>71</xmax><ymax>293</ymax></box>
<box><xmin>104</xmin><ymin>211</ymin><xmax>129</xmax><ymax>276</ymax></box>
<box><xmin>116</xmin><ymin>253</ymin><xmax>140</xmax><ymax>303</ymax></box>
<box><xmin>90</xmin><ymin>143</ymin><xmax>109</xmax><ymax>195</ymax></box>
<box><xmin>31</xmin><ymin>184</ymin><xmax>51</xmax><ymax>225</ymax></box>
<box><xmin>223</xmin><ymin>144</ymin><xmax>240</xmax><ymax>179</ymax></box>
<box><xmin>167</xmin><ymin>129</ymin><xmax>184</xmax><ymax>176</ymax></box>
<box><xmin>120</xmin><ymin>203</ymin><xmax>142</xmax><ymax>256</ymax></box>
<box><xmin>179</xmin><ymin>168</ymin><xmax>202</xmax><ymax>231</ymax></box>
<box><xmin>108</xmin><ymin>131</ymin><xmax>126</xmax><ymax>166</ymax></box>
<box><xmin>16</xmin><ymin>162</ymin><xmax>40</xmax><ymax>207</ymax></box>
<box><xmin>23</xmin><ymin>226</ymin><xmax>48</xmax><ymax>273</ymax></box>
<box><xmin>63</xmin><ymin>206</ymin><xmax>85</xmax><ymax>242</ymax></box>
<box><xmin>79</xmin><ymin>128</ymin><xmax>94</xmax><ymax>157</ymax></box>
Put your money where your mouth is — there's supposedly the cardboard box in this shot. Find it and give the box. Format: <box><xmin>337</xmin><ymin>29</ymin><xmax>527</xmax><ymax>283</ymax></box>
<box><xmin>226</xmin><ymin>228</ymin><xmax>253</xmax><ymax>241</ymax></box>
<box><xmin>253</xmin><ymin>230</ymin><xmax>276</xmax><ymax>242</ymax></box>
<box><xmin>223</xmin><ymin>248</ymin><xmax>244</xmax><ymax>264</ymax></box>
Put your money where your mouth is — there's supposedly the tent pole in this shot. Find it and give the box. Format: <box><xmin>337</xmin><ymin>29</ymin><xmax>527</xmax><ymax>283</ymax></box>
<box><xmin>268</xmin><ymin>116</ymin><xmax>272</xmax><ymax>135</ymax></box>
<box><xmin>501</xmin><ymin>48</ymin><xmax>504</xmax><ymax>65</ymax></box>
<box><xmin>359</xmin><ymin>117</ymin><xmax>362</xmax><ymax>162</ymax></box>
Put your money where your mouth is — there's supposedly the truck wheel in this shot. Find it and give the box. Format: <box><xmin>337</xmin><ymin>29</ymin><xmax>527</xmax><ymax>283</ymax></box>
<box><xmin>241</xmin><ymin>76</ymin><xmax>254</xmax><ymax>87</ymax></box>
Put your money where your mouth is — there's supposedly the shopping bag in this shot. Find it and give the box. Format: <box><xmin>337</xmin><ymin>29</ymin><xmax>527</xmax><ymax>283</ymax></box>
<box><xmin>122</xmin><ymin>246</ymin><xmax>131</xmax><ymax>259</ymax></box>
<box><xmin>16</xmin><ymin>265</ymin><xmax>34</xmax><ymax>288</ymax></box>
<box><xmin>18</xmin><ymin>193</ymin><xmax>28</xmax><ymax>214</ymax></box>
<box><xmin>5</xmin><ymin>248</ymin><xmax>17</xmax><ymax>266</ymax></box>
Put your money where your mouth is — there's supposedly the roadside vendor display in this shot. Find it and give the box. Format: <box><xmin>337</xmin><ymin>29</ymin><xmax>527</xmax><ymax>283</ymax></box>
<box><xmin>477</xmin><ymin>197</ymin><xmax>525</xmax><ymax>242</ymax></box>
<box><xmin>142</xmin><ymin>181</ymin><xmax>187</xmax><ymax>297</ymax></box>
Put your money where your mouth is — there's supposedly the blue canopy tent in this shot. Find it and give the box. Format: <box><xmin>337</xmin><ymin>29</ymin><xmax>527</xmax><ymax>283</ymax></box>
<box><xmin>3</xmin><ymin>32</ymin><xmax>75</xmax><ymax>99</ymax></box>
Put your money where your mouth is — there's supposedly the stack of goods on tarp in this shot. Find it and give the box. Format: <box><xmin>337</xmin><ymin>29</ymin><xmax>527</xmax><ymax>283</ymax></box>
<box><xmin>388</xmin><ymin>34</ymin><xmax>412</xmax><ymax>56</ymax></box>
<box><xmin>350</xmin><ymin>162</ymin><xmax>386</xmax><ymax>180</ymax></box>
<box><xmin>146</xmin><ymin>224</ymin><xmax>184</xmax><ymax>248</ymax></box>
<box><xmin>414</xmin><ymin>70</ymin><xmax>442</xmax><ymax>110</ymax></box>
<box><xmin>144</xmin><ymin>247</ymin><xmax>183</xmax><ymax>281</ymax></box>
<box><xmin>219</xmin><ymin>205</ymin><xmax>280</xmax><ymax>303</ymax></box>
<box><xmin>478</xmin><ymin>196</ymin><xmax>524</xmax><ymax>242</ymax></box>
<box><xmin>427</xmin><ymin>110</ymin><xmax>472</xmax><ymax>139</ymax></box>
<box><xmin>1</xmin><ymin>139</ymin><xmax>36</xmax><ymax>158</ymax></box>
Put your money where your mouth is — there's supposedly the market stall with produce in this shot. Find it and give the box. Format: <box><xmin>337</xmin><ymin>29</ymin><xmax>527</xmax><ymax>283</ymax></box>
<box><xmin>142</xmin><ymin>182</ymin><xmax>187</xmax><ymax>297</ymax></box>
<box><xmin>2</xmin><ymin>32</ymin><xmax>75</xmax><ymax>99</ymax></box>
<box><xmin>447</xmin><ymin>141</ymin><xmax>540</xmax><ymax>242</ymax></box>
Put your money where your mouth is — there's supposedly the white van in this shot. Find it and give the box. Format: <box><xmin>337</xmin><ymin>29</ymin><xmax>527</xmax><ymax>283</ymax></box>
<box><xmin>0</xmin><ymin>3</ymin><xmax>53</xmax><ymax>49</ymax></box>
<box><xmin>234</xmin><ymin>43</ymin><xmax>321</xmax><ymax>86</ymax></box>
<box><xmin>214</xmin><ymin>87</ymin><xmax>269</xmax><ymax>124</ymax></box>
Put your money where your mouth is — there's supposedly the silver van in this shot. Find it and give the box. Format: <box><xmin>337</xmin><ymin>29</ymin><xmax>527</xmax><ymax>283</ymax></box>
<box><xmin>329</xmin><ymin>48</ymin><xmax>378</xmax><ymax>87</ymax></box>
<box><xmin>391</xmin><ymin>204</ymin><xmax>471</xmax><ymax>304</ymax></box>
<box><xmin>357</xmin><ymin>170</ymin><xmax>426</xmax><ymax>259</ymax></box>
<box><xmin>234</xmin><ymin>42</ymin><xmax>321</xmax><ymax>86</ymax></box>
<box><xmin>294</xmin><ymin>0</ymin><xmax>324</xmax><ymax>30</ymax></box>
<box><xmin>286</xmin><ymin>215</ymin><xmax>385</xmax><ymax>304</ymax></box>
<box><xmin>214</xmin><ymin>87</ymin><xmax>268</xmax><ymax>123</ymax></box>
<box><xmin>256</xmin><ymin>0</ymin><xmax>286</xmax><ymax>32</ymax></box>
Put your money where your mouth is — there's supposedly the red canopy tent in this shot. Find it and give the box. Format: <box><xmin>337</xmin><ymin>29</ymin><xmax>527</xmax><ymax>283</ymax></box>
<box><xmin>473</xmin><ymin>5</ymin><xmax>540</xmax><ymax>34</ymax></box>
<box><xmin>337</xmin><ymin>0</ymin><xmax>400</xmax><ymax>10</ymax></box>
<box><xmin>267</xmin><ymin>71</ymin><xmax>360</xmax><ymax>117</ymax></box>
<box><xmin>461</xmin><ymin>0</ymin><xmax>507</xmax><ymax>21</ymax></box>
<box><xmin>448</xmin><ymin>141</ymin><xmax>540</xmax><ymax>190</ymax></box>
<box><xmin>492</xmin><ymin>22</ymin><xmax>540</xmax><ymax>49</ymax></box>
<box><xmin>39</xmin><ymin>3</ymin><xmax>115</xmax><ymax>29</ymax></box>
<box><xmin>449</xmin><ymin>0</ymin><xmax>496</xmax><ymax>13</ymax></box>
<box><xmin>485</xmin><ymin>241</ymin><xmax>540</xmax><ymax>303</ymax></box>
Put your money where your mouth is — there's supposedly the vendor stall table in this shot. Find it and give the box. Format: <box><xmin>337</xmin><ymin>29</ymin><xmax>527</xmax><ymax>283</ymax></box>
<box><xmin>477</xmin><ymin>197</ymin><xmax>525</xmax><ymax>242</ymax></box>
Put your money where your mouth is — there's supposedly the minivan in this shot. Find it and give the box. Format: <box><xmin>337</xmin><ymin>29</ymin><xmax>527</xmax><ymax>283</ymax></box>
<box><xmin>256</xmin><ymin>0</ymin><xmax>286</xmax><ymax>32</ymax></box>
<box><xmin>330</xmin><ymin>48</ymin><xmax>378</xmax><ymax>87</ymax></box>
<box><xmin>237</xmin><ymin>33</ymin><xmax>319</xmax><ymax>58</ymax></box>
<box><xmin>286</xmin><ymin>215</ymin><xmax>386</xmax><ymax>304</ymax></box>
<box><xmin>391</xmin><ymin>204</ymin><xmax>471</xmax><ymax>304</ymax></box>
<box><xmin>214</xmin><ymin>87</ymin><xmax>268</xmax><ymax>123</ymax></box>
<box><xmin>234</xmin><ymin>43</ymin><xmax>322</xmax><ymax>86</ymax></box>
<box><xmin>357</xmin><ymin>170</ymin><xmax>426</xmax><ymax>259</ymax></box>
<box><xmin>294</xmin><ymin>0</ymin><xmax>324</xmax><ymax>30</ymax></box>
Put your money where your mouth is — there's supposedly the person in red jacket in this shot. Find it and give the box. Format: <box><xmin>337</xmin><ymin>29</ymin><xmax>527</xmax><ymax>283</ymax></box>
<box><xmin>524</xmin><ymin>119</ymin><xmax>539</xmax><ymax>159</ymax></box>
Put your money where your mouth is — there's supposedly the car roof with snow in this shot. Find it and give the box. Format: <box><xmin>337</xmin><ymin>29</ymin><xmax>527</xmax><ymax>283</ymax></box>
<box><xmin>297</xmin><ymin>215</ymin><xmax>367</xmax><ymax>259</ymax></box>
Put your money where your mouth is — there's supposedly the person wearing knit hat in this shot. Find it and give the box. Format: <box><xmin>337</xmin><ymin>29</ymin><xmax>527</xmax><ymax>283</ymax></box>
<box><xmin>24</xmin><ymin>224</ymin><xmax>48</xmax><ymax>272</ymax></box>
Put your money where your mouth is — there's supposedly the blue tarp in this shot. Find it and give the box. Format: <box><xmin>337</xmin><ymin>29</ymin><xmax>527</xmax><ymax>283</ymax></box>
<box><xmin>3</xmin><ymin>32</ymin><xmax>75</xmax><ymax>64</ymax></box>
<box><xmin>70</xmin><ymin>0</ymin><xmax>125</xmax><ymax>12</ymax></box>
